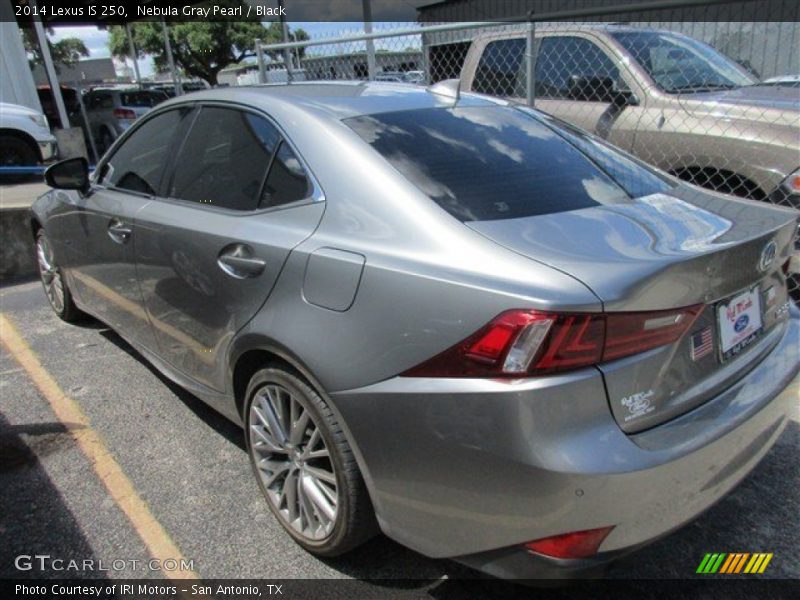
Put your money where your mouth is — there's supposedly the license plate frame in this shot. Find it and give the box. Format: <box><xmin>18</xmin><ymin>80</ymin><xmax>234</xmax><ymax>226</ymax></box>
<box><xmin>716</xmin><ymin>285</ymin><xmax>764</xmax><ymax>362</ymax></box>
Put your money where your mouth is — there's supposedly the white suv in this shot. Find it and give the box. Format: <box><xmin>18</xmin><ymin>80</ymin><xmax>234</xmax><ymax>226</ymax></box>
<box><xmin>0</xmin><ymin>102</ymin><xmax>58</xmax><ymax>168</ymax></box>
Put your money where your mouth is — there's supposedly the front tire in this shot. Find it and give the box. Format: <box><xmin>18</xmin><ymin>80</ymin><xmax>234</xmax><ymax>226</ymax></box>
<box><xmin>35</xmin><ymin>229</ymin><xmax>82</xmax><ymax>322</ymax></box>
<box><xmin>0</xmin><ymin>134</ymin><xmax>38</xmax><ymax>167</ymax></box>
<box><xmin>245</xmin><ymin>366</ymin><xmax>376</xmax><ymax>556</ymax></box>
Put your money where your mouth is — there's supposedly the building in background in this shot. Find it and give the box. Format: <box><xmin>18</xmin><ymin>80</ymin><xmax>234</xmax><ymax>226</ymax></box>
<box><xmin>32</xmin><ymin>58</ymin><xmax>117</xmax><ymax>86</ymax></box>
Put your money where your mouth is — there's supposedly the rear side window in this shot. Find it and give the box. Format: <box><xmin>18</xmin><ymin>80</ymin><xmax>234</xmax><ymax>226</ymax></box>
<box><xmin>261</xmin><ymin>142</ymin><xmax>311</xmax><ymax>208</ymax></box>
<box><xmin>105</xmin><ymin>109</ymin><xmax>184</xmax><ymax>195</ymax></box>
<box><xmin>169</xmin><ymin>107</ymin><xmax>281</xmax><ymax>211</ymax></box>
<box><xmin>472</xmin><ymin>38</ymin><xmax>526</xmax><ymax>97</ymax></box>
<box><xmin>89</xmin><ymin>92</ymin><xmax>113</xmax><ymax>109</ymax></box>
<box><xmin>120</xmin><ymin>91</ymin><xmax>167</xmax><ymax>107</ymax></box>
<box><xmin>346</xmin><ymin>106</ymin><xmax>632</xmax><ymax>222</ymax></box>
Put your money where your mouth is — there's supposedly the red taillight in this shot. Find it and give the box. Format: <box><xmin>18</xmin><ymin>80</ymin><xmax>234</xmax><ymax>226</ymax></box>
<box><xmin>113</xmin><ymin>108</ymin><xmax>136</xmax><ymax>119</ymax></box>
<box><xmin>524</xmin><ymin>526</ymin><xmax>615</xmax><ymax>559</ymax></box>
<box><xmin>401</xmin><ymin>305</ymin><xmax>702</xmax><ymax>378</ymax></box>
<box><xmin>604</xmin><ymin>306</ymin><xmax>703</xmax><ymax>361</ymax></box>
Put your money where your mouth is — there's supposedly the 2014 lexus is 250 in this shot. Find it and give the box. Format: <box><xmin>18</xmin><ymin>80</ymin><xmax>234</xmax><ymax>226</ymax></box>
<box><xmin>32</xmin><ymin>82</ymin><xmax>799</xmax><ymax>579</ymax></box>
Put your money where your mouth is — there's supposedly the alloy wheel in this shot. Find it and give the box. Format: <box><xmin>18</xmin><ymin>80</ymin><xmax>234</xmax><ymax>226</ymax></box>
<box><xmin>248</xmin><ymin>383</ymin><xmax>338</xmax><ymax>541</ymax></box>
<box><xmin>36</xmin><ymin>235</ymin><xmax>65</xmax><ymax>313</ymax></box>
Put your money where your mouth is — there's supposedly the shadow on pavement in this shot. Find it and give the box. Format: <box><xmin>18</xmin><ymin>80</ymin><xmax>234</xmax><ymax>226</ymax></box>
<box><xmin>0</xmin><ymin>411</ymin><xmax>110</xmax><ymax>581</ymax></box>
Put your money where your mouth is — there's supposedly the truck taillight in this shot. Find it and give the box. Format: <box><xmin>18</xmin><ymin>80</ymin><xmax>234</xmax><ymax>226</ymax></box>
<box><xmin>401</xmin><ymin>305</ymin><xmax>702</xmax><ymax>378</ymax></box>
<box><xmin>113</xmin><ymin>108</ymin><xmax>136</xmax><ymax>119</ymax></box>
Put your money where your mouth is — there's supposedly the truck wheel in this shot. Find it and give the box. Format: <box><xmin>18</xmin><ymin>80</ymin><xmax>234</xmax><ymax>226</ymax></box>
<box><xmin>0</xmin><ymin>135</ymin><xmax>38</xmax><ymax>167</ymax></box>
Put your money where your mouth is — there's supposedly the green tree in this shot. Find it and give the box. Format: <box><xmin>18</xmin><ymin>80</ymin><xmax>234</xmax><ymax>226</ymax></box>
<box><xmin>23</xmin><ymin>29</ymin><xmax>89</xmax><ymax>72</ymax></box>
<box><xmin>108</xmin><ymin>1</ymin><xmax>308</xmax><ymax>85</ymax></box>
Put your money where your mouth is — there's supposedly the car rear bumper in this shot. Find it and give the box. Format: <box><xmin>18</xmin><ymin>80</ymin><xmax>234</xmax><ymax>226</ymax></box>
<box><xmin>330</xmin><ymin>307</ymin><xmax>799</xmax><ymax>577</ymax></box>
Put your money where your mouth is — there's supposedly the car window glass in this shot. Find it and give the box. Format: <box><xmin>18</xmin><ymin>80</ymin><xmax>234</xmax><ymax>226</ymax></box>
<box><xmin>89</xmin><ymin>93</ymin><xmax>111</xmax><ymax>109</ymax></box>
<box><xmin>261</xmin><ymin>142</ymin><xmax>311</xmax><ymax>208</ymax></box>
<box><xmin>170</xmin><ymin>107</ymin><xmax>281</xmax><ymax>211</ymax></box>
<box><xmin>473</xmin><ymin>38</ymin><xmax>526</xmax><ymax>97</ymax></box>
<box><xmin>105</xmin><ymin>109</ymin><xmax>184</xmax><ymax>195</ymax></box>
<box><xmin>346</xmin><ymin>106</ymin><xmax>632</xmax><ymax>222</ymax></box>
<box><xmin>120</xmin><ymin>91</ymin><xmax>168</xmax><ymax>107</ymax></box>
<box><xmin>524</xmin><ymin>108</ymin><xmax>673</xmax><ymax>197</ymax></box>
<box><xmin>535</xmin><ymin>36</ymin><xmax>621</xmax><ymax>100</ymax></box>
<box><xmin>610</xmin><ymin>31</ymin><xmax>754</xmax><ymax>92</ymax></box>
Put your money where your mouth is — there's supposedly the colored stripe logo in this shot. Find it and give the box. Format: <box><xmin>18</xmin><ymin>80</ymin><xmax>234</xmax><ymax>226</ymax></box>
<box><xmin>696</xmin><ymin>553</ymin><xmax>773</xmax><ymax>574</ymax></box>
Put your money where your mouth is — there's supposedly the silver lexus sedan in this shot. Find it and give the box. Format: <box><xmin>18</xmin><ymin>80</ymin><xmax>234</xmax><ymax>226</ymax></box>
<box><xmin>32</xmin><ymin>82</ymin><xmax>800</xmax><ymax>579</ymax></box>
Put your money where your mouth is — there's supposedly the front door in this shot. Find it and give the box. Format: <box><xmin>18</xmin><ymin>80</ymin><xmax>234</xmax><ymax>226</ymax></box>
<box><xmin>533</xmin><ymin>35</ymin><xmax>641</xmax><ymax>151</ymax></box>
<box><xmin>66</xmin><ymin>108</ymin><xmax>190</xmax><ymax>352</ymax></box>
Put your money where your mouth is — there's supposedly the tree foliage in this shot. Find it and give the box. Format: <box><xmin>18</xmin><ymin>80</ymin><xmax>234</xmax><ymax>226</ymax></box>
<box><xmin>22</xmin><ymin>29</ymin><xmax>89</xmax><ymax>72</ymax></box>
<box><xmin>108</xmin><ymin>1</ymin><xmax>309</xmax><ymax>85</ymax></box>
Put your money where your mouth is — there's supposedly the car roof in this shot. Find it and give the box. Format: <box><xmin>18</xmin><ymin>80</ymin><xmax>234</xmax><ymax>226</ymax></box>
<box><xmin>156</xmin><ymin>81</ymin><xmax>505</xmax><ymax>121</ymax></box>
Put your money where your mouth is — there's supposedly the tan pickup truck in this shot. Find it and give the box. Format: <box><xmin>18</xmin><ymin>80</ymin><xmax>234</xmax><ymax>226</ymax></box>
<box><xmin>461</xmin><ymin>24</ymin><xmax>800</xmax><ymax>206</ymax></box>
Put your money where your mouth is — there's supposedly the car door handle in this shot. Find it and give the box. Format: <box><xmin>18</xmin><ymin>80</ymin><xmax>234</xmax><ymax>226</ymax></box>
<box><xmin>217</xmin><ymin>244</ymin><xmax>267</xmax><ymax>279</ymax></box>
<box><xmin>107</xmin><ymin>219</ymin><xmax>132</xmax><ymax>244</ymax></box>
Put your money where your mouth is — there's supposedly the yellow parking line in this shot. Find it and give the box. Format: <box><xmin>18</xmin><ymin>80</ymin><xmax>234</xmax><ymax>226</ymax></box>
<box><xmin>0</xmin><ymin>313</ymin><xmax>199</xmax><ymax>581</ymax></box>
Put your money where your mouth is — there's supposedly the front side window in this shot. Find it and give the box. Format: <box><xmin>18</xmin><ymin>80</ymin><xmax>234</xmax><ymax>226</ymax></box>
<box><xmin>472</xmin><ymin>38</ymin><xmax>526</xmax><ymax>98</ymax></box>
<box><xmin>346</xmin><ymin>106</ymin><xmax>639</xmax><ymax>222</ymax></box>
<box><xmin>169</xmin><ymin>107</ymin><xmax>281</xmax><ymax>211</ymax></box>
<box><xmin>535</xmin><ymin>36</ymin><xmax>622</xmax><ymax>100</ymax></box>
<box><xmin>103</xmin><ymin>109</ymin><xmax>185</xmax><ymax>195</ymax></box>
<box><xmin>611</xmin><ymin>31</ymin><xmax>755</xmax><ymax>93</ymax></box>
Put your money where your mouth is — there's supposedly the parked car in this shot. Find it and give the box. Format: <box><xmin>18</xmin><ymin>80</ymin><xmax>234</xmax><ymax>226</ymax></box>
<box><xmin>461</xmin><ymin>25</ymin><xmax>800</xmax><ymax>202</ymax></box>
<box><xmin>0</xmin><ymin>101</ymin><xmax>57</xmax><ymax>170</ymax></box>
<box><xmin>403</xmin><ymin>70</ymin><xmax>426</xmax><ymax>84</ymax></box>
<box><xmin>83</xmin><ymin>88</ymin><xmax>169</xmax><ymax>151</ymax></box>
<box><xmin>762</xmin><ymin>74</ymin><xmax>800</xmax><ymax>88</ymax></box>
<box><xmin>37</xmin><ymin>85</ymin><xmax>82</xmax><ymax>129</ymax></box>
<box><xmin>374</xmin><ymin>71</ymin><xmax>405</xmax><ymax>82</ymax></box>
<box><xmin>143</xmin><ymin>80</ymin><xmax>212</xmax><ymax>98</ymax></box>
<box><xmin>33</xmin><ymin>82</ymin><xmax>800</xmax><ymax>579</ymax></box>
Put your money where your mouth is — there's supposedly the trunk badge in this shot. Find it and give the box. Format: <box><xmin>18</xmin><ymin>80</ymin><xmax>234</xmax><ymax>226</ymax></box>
<box><xmin>758</xmin><ymin>241</ymin><xmax>777</xmax><ymax>272</ymax></box>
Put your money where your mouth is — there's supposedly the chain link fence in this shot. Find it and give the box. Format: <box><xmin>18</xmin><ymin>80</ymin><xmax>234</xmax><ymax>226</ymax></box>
<box><xmin>254</xmin><ymin>2</ymin><xmax>800</xmax><ymax>300</ymax></box>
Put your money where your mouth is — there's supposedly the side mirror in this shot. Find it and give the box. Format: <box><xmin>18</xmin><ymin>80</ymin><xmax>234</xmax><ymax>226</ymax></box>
<box><xmin>611</xmin><ymin>88</ymin><xmax>638</xmax><ymax>107</ymax></box>
<box><xmin>44</xmin><ymin>157</ymin><xmax>90</xmax><ymax>194</ymax></box>
<box><xmin>568</xmin><ymin>75</ymin><xmax>638</xmax><ymax>106</ymax></box>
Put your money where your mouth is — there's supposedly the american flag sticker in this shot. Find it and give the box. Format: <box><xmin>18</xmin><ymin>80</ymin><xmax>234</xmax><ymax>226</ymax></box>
<box><xmin>691</xmin><ymin>327</ymin><xmax>714</xmax><ymax>361</ymax></box>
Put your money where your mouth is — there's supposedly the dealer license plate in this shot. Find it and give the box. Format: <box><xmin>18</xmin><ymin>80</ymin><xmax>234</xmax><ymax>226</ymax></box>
<box><xmin>716</xmin><ymin>286</ymin><xmax>763</xmax><ymax>361</ymax></box>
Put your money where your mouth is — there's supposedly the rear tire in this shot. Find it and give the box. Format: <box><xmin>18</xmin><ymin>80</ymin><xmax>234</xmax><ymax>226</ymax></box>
<box><xmin>35</xmin><ymin>229</ymin><xmax>82</xmax><ymax>322</ymax></box>
<box><xmin>99</xmin><ymin>128</ymin><xmax>114</xmax><ymax>154</ymax></box>
<box><xmin>244</xmin><ymin>366</ymin><xmax>377</xmax><ymax>556</ymax></box>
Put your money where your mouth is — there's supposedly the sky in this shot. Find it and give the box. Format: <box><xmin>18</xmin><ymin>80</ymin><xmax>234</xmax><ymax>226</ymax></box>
<box><xmin>47</xmin><ymin>22</ymin><xmax>417</xmax><ymax>79</ymax></box>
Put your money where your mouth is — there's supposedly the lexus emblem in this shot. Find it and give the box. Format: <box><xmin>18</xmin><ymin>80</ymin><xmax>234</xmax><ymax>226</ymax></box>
<box><xmin>759</xmin><ymin>240</ymin><xmax>777</xmax><ymax>272</ymax></box>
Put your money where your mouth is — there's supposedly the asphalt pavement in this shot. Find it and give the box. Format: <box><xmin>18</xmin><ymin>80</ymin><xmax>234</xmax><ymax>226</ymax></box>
<box><xmin>1</xmin><ymin>278</ymin><xmax>798</xmax><ymax>599</ymax></box>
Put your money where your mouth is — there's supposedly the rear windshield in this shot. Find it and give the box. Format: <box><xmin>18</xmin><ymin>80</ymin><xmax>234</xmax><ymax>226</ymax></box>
<box><xmin>345</xmin><ymin>106</ymin><xmax>670</xmax><ymax>222</ymax></box>
<box><xmin>120</xmin><ymin>91</ymin><xmax>168</xmax><ymax>107</ymax></box>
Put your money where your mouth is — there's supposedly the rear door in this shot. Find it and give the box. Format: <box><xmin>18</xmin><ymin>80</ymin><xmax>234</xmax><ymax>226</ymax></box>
<box><xmin>133</xmin><ymin>104</ymin><xmax>325</xmax><ymax>392</ymax></box>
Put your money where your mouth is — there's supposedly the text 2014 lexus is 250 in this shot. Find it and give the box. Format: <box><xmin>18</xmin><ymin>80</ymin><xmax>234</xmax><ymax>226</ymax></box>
<box><xmin>32</xmin><ymin>82</ymin><xmax>799</xmax><ymax>579</ymax></box>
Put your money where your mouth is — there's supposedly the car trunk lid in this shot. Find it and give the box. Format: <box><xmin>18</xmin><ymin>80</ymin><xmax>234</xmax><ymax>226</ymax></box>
<box><xmin>468</xmin><ymin>187</ymin><xmax>798</xmax><ymax>432</ymax></box>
